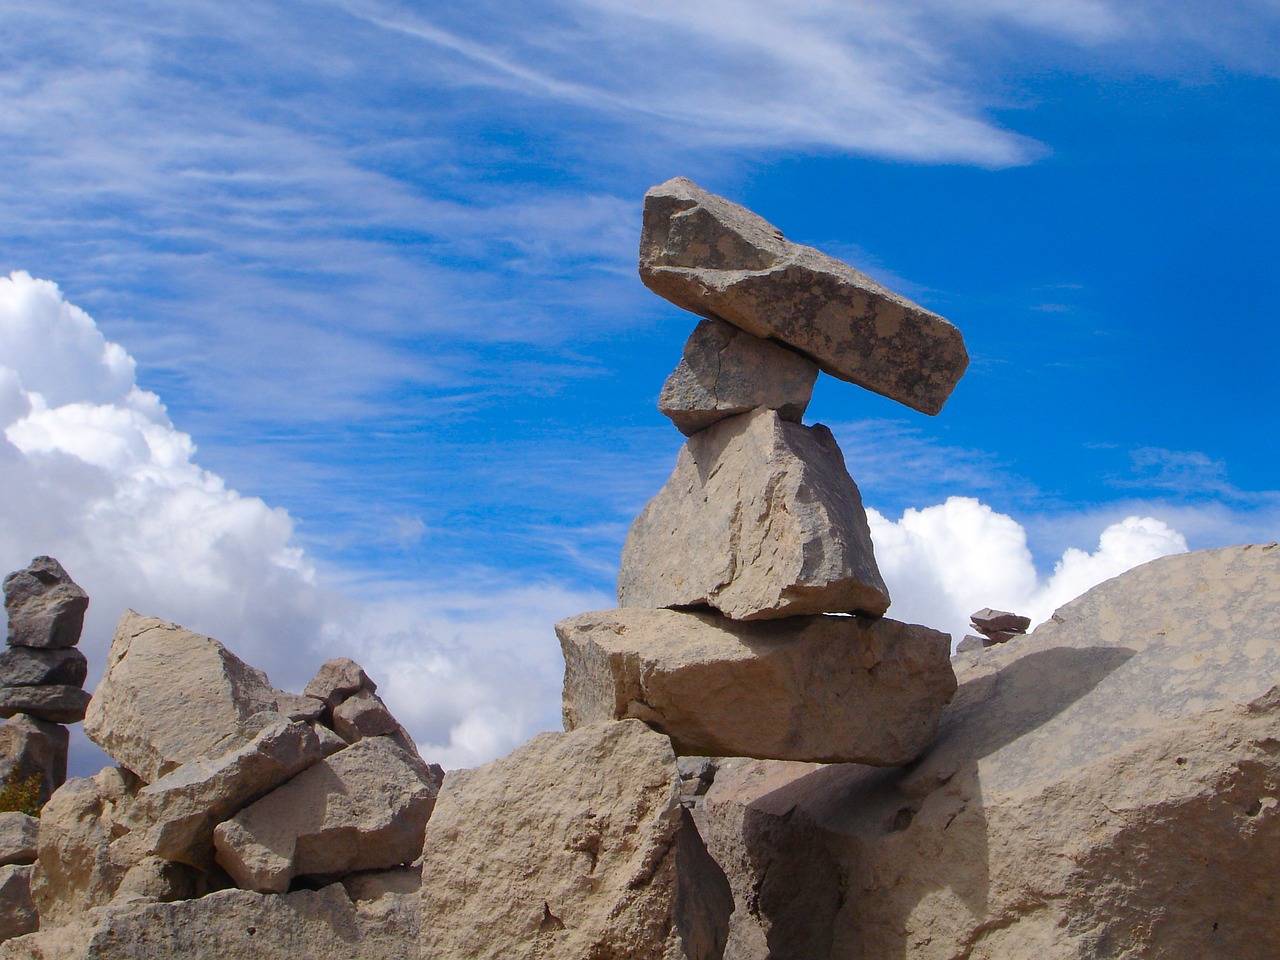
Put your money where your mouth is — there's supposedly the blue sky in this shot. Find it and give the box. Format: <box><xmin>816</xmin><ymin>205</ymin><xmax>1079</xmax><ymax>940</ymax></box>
<box><xmin>1</xmin><ymin>0</ymin><xmax>1278</xmax><ymax>769</ymax></box>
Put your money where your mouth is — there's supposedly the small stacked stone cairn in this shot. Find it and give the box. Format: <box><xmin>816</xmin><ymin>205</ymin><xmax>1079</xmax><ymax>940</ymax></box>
<box><xmin>956</xmin><ymin>607</ymin><xmax>1032</xmax><ymax>653</ymax></box>
<box><xmin>557</xmin><ymin>177</ymin><xmax>970</xmax><ymax>765</ymax></box>
<box><xmin>0</xmin><ymin>558</ymin><xmax>92</xmax><ymax>805</ymax></box>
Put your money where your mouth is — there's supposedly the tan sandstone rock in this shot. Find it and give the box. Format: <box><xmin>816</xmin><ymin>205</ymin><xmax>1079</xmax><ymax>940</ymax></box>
<box><xmin>0</xmin><ymin>817</ymin><xmax>36</xmax><ymax>868</ymax></box>
<box><xmin>0</xmin><ymin>866</ymin><xmax>36</xmax><ymax>944</ymax></box>
<box><xmin>213</xmin><ymin>736</ymin><xmax>441</xmax><ymax>893</ymax></box>
<box><xmin>639</xmin><ymin>177</ymin><xmax>968</xmax><ymax>416</ymax></box>
<box><xmin>303</xmin><ymin>657</ymin><xmax>375</xmax><ymax>708</ymax></box>
<box><xmin>419</xmin><ymin>718</ymin><xmax>733</xmax><ymax>960</ymax></box>
<box><xmin>559</xmin><ymin>608</ymin><xmax>955</xmax><ymax>764</ymax></box>
<box><xmin>0</xmin><ymin>884</ymin><xmax>418</xmax><ymax>960</ymax></box>
<box><xmin>683</xmin><ymin>543</ymin><xmax>1280</xmax><ymax>959</ymax></box>
<box><xmin>0</xmin><ymin>714</ymin><xmax>67</xmax><ymax>805</ymax></box>
<box><xmin>659</xmin><ymin>318</ymin><xmax>818</xmax><ymax>436</ymax></box>
<box><xmin>83</xmin><ymin>612</ymin><xmax>296</xmax><ymax>782</ymax></box>
<box><xmin>618</xmin><ymin>408</ymin><xmax>888</xmax><ymax>620</ymax></box>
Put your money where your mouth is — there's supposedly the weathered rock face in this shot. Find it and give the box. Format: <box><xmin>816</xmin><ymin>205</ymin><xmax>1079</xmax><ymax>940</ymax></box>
<box><xmin>0</xmin><ymin>817</ymin><xmax>36</xmax><ymax>869</ymax></box>
<box><xmin>686</xmin><ymin>544</ymin><xmax>1280</xmax><ymax>959</ymax></box>
<box><xmin>0</xmin><ymin>685</ymin><xmax>90</xmax><ymax>724</ymax></box>
<box><xmin>0</xmin><ymin>715</ymin><xmax>67</xmax><ymax>804</ymax></box>
<box><xmin>83</xmin><ymin>612</ymin><xmax>289</xmax><ymax>782</ymax></box>
<box><xmin>0</xmin><ymin>866</ymin><xmax>36</xmax><ymax>944</ymax></box>
<box><xmin>2</xmin><ymin>558</ymin><xmax>88</xmax><ymax>650</ymax></box>
<box><xmin>121</xmin><ymin>717</ymin><xmax>327</xmax><ymax>869</ymax></box>
<box><xmin>0</xmin><ymin>648</ymin><xmax>88</xmax><ymax>689</ymax></box>
<box><xmin>639</xmin><ymin>177</ymin><xmax>968</xmax><ymax>416</ymax></box>
<box><xmin>332</xmin><ymin>689</ymin><xmax>402</xmax><ymax>744</ymax></box>
<box><xmin>659</xmin><ymin>318</ymin><xmax>818</xmax><ymax>436</ymax></box>
<box><xmin>0</xmin><ymin>884</ymin><xmax>418</xmax><ymax>960</ymax></box>
<box><xmin>213</xmin><ymin>737</ymin><xmax>441</xmax><ymax>894</ymax></box>
<box><xmin>304</xmin><ymin>657</ymin><xmax>375</xmax><ymax>708</ymax></box>
<box><xmin>559</xmin><ymin>608</ymin><xmax>955</xmax><ymax>764</ymax></box>
<box><xmin>419</xmin><ymin>718</ymin><xmax>732</xmax><ymax>960</ymax></box>
<box><xmin>619</xmin><ymin>408</ymin><xmax>888</xmax><ymax>620</ymax></box>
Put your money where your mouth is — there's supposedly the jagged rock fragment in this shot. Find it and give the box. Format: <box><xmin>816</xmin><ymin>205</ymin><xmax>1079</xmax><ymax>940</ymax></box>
<box><xmin>0</xmin><ymin>866</ymin><xmax>36</xmax><ymax>944</ymax></box>
<box><xmin>83</xmin><ymin>612</ymin><xmax>289</xmax><ymax>782</ymax></box>
<box><xmin>969</xmin><ymin>607</ymin><xmax>1031</xmax><ymax>635</ymax></box>
<box><xmin>659</xmin><ymin>318</ymin><xmax>817</xmax><ymax>436</ymax></box>
<box><xmin>419</xmin><ymin>719</ymin><xmax>732</xmax><ymax>960</ymax></box>
<box><xmin>3</xmin><ymin>558</ymin><xmax>88</xmax><ymax>650</ymax></box>
<box><xmin>619</xmin><ymin>408</ymin><xmax>888</xmax><ymax>620</ymax></box>
<box><xmin>0</xmin><ymin>817</ymin><xmax>36</xmax><ymax>869</ymax></box>
<box><xmin>0</xmin><ymin>714</ymin><xmax>68</xmax><ymax>804</ymax></box>
<box><xmin>332</xmin><ymin>689</ymin><xmax>402</xmax><ymax>744</ymax></box>
<box><xmin>559</xmin><ymin>608</ymin><xmax>955</xmax><ymax>764</ymax></box>
<box><xmin>121</xmin><ymin>717</ymin><xmax>327</xmax><ymax>868</ymax></box>
<box><xmin>640</xmin><ymin>177</ymin><xmax>968</xmax><ymax>415</ymax></box>
<box><xmin>0</xmin><ymin>685</ymin><xmax>90</xmax><ymax>724</ymax></box>
<box><xmin>303</xmin><ymin>657</ymin><xmax>375</xmax><ymax>708</ymax></box>
<box><xmin>213</xmin><ymin>737</ymin><xmax>441</xmax><ymax>894</ymax></box>
<box><xmin>0</xmin><ymin>648</ymin><xmax>87</xmax><ymax>688</ymax></box>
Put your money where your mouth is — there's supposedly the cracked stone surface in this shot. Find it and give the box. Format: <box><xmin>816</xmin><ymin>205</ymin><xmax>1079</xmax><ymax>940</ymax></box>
<box><xmin>640</xmin><ymin>177</ymin><xmax>968</xmax><ymax>416</ymax></box>
<box><xmin>558</xmin><ymin>607</ymin><xmax>955</xmax><ymax>764</ymax></box>
<box><xmin>659</xmin><ymin>318</ymin><xmax>818</xmax><ymax>436</ymax></box>
<box><xmin>3</xmin><ymin>558</ymin><xmax>88</xmax><ymax>650</ymax></box>
<box><xmin>619</xmin><ymin>407</ymin><xmax>888</xmax><ymax>620</ymax></box>
<box><xmin>419</xmin><ymin>719</ymin><xmax>732</xmax><ymax>960</ymax></box>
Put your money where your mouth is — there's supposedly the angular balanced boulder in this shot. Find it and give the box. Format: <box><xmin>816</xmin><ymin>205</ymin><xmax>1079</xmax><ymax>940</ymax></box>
<box><xmin>658</xmin><ymin>317</ymin><xmax>818</xmax><ymax>436</ymax></box>
<box><xmin>213</xmin><ymin>737</ymin><xmax>442</xmax><ymax>894</ymax></box>
<box><xmin>558</xmin><ymin>608</ymin><xmax>955</xmax><ymax>764</ymax></box>
<box><xmin>303</xmin><ymin>657</ymin><xmax>375</xmax><ymax>708</ymax></box>
<box><xmin>639</xmin><ymin>177</ymin><xmax>968</xmax><ymax>416</ymax></box>
<box><xmin>2</xmin><ymin>558</ymin><xmax>88</xmax><ymax>650</ymax></box>
<box><xmin>0</xmin><ymin>648</ymin><xmax>87</xmax><ymax>689</ymax></box>
<box><xmin>83</xmin><ymin>612</ymin><xmax>297</xmax><ymax>782</ymax></box>
<box><xmin>970</xmin><ymin>606</ymin><xmax>1031</xmax><ymax>645</ymax></box>
<box><xmin>419</xmin><ymin>719</ymin><xmax>732</xmax><ymax>960</ymax></box>
<box><xmin>681</xmin><ymin>543</ymin><xmax>1280</xmax><ymax>959</ymax></box>
<box><xmin>618</xmin><ymin>407</ymin><xmax>888</xmax><ymax>620</ymax></box>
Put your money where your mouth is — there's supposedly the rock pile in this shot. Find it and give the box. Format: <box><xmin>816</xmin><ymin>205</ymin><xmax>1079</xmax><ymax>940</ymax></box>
<box><xmin>561</xmin><ymin>177</ymin><xmax>964</xmax><ymax>765</ymax></box>
<box><xmin>955</xmin><ymin>606</ymin><xmax>1032</xmax><ymax>653</ymax></box>
<box><xmin>0</xmin><ymin>558</ymin><xmax>91</xmax><ymax>806</ymax></box>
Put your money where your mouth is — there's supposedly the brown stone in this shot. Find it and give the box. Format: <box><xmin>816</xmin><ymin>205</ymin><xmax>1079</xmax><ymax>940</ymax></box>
<box><xmin>0</xmin><ymin>866</ymin><xmax>36</xmax><ymax>944</ymax></box>
<box><xmin>639</xmin><ymin>177</ymin><xmax>968</xmax><ymax>415</ymax></box>
<box><xmin>303</xmin><ymin>658</ymin><xmax>375</xmax><ymax>708</ymax></box>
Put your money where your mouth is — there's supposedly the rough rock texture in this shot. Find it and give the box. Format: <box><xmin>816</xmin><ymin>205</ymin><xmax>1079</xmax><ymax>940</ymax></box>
<box><xmin>0</xmin><ymin>867</ymin><xmax>36</xmax><ymax>944</ymax></box>
<box><xmin>213</xmin><ymin>737</ymin><xmax>441</xmax><ymax>894</ymax></box>
<box><xmin>692</xmin><ymin>759</ymin><xmax>841</xmax><ymax>960</ymax></box>
<box><xmin>83</xmin><ymin>612</ymin><xmax>291</xmax><ymax>782</ymax></box>
<box><xmin>560</xmin><ymin>608</ymin><xmax>955</xmax><ymax>764</ymax></box>
<box><xmin>0</xmin><ymin>715</ymin><xmax>68</xmax><ymax>804</ymax></box>
<box><xmin>331</xmin><ymin>689</ymin><xmax>401</xmax><ymax>744</ymax></box>
<box><xmin>687</xmin><ymin>544</ymin><xmax>1280</xmax><ymax>959</ymax></box>
<box><xmin>969</xmin><ymin>608</ymin><xmax>1030</xmax><ymax>636</ymax></box>
<box><xmin>639</xmin><ymin>177</ymin><xmax>968</xmax><ymax>416</ymax></box>
<box><xmin>303</xmin><ymin>657</ymin><xmax>375</xmax><ymax>708</ymax></box>
<box><xmin>30</xmin><ymin>767</ymin><xmax>145</xmax><ymax>929</ymax></box>
<box><xmin>0</xmin><ymin>648</ymin><xmax>88</xmax><ymax>689</ymax></box>
<box><xmin>659</xmin><ymin>318</ymin><xmax>818</xmax><ymax>436</ymax></box>
<box><xmin>0</xmin><ymin>817</ymin><xmax>36</xmax><ymax>868</ymax></box>
<box><xmin>954</xmin><ymin>634</ymin><xmax>986</xmax><ymax>654</ymax></box>
<box><xmin>419</xmin><ymin>719</ymin><xmax>733</xmax><ymax>960</ymax></box>
<box><xmin>2</xmin><ymin>558</ymin><xmax>88</xmax><ymax>650</ymax></box>
<box><xmin>0</xmin><ymin>884</ymin><xmax>418</xmax><ymax>960</ymax></box>
<box><xmin>619</xmin><ymin>408</ymin><xmax>888</xmax><ymax>620</ymax></box>
<box><xmin>0</xmin><ymin>685</ymin><xmax>91</xmax><ymax>724</ymax></box>
<box><xmin>120</xmin><ymin>717</ymin><xmax>327</xmax><ymax>868</ymax></box>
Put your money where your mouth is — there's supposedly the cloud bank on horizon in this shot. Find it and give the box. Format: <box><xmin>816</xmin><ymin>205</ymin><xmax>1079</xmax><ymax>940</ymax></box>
<box><xmin>0</xmin><ymin>271</ymin><xmax>1193</xmax><ymax>769</ymax></box>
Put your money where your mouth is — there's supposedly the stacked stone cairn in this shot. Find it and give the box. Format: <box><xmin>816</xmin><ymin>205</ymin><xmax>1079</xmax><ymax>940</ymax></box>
<box><xmin>955</xmin><ymin>606</ymin><xmax>1032</xmax><ymax>653</ymax></box>
<box><xmin>557</xmin><ymin>177</ymin><xmax>969</xmax><ymax>767</ymax></box>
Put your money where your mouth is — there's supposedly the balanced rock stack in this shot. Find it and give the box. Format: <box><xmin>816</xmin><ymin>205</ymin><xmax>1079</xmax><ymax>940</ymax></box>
<box><xmin>0</xmin><ymin>558</ymin><xmax>92</xmax><ymax>805</ymax></box>
<box><xmin>955</xmin><ymin>606</ymin><xmax>1032</xmax><ymax>653</ymax></box>
<box><xmin>558</xmin><ymin>177</ymin><xmax>967</xmax><ymax>766</ymax></box>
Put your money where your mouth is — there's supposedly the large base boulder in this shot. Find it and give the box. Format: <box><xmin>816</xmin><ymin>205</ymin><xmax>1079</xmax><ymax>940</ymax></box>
<box><xmin>639</xmin><ymin>177</ymin><xmax>968</xmax><ymax>415</ymax></box>
<box><xmin>559</xmin><ymin>608</ymin><xmax>955</xmax><ymax>764</ymax></box>
<box><xmin>419</xmin><ymin>718</ymin><xmax>733</xmax><ymax>960</ymax></box>
<box><xmin>618</xmin><ymin>408</ymin><xmax>889</xmax><ymax>620</ymax></box>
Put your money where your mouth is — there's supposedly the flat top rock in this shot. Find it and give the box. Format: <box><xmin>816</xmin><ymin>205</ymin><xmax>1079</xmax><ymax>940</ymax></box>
<box><xmin>640</xmin><ymin>177</ymin><xmax>968</xmax><ymax>416</ymax></box>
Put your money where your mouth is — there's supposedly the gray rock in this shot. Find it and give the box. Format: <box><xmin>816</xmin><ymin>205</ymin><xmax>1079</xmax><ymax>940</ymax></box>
<box><xmin>332</xmin><ymin>690</ymin><xmax>402</xmax><ymax>745</ymax></box>
<box><xmin>0</xmin><ymin>685</ymin><xmax>90</xmax><ymax>724</ymax></box>
<box><xmin>954</xmin><ymin>634</ymin><xmax>986</xmax><ymax>654</ymax></box>
<box><xmin>0</xmin><ymin>816</ymin><xmax>36</xmax><ymax>868</ymax></box>
<box><xmin>618</xmin><ymin>408</ymin><xmax>889</xmax><ymax>620</ymax></box>
<box><xmin>659</xmin><ymin>318</ymin><xmax>817</xmax><ymax>436</ymax></box>
<box><xmin>970</xmin><ymin>607</ymin><xmax>1031</xmax><ymax>636</ymax></box>
<box><xmin>213</xmin><ymin>737</ymin><xmax>441</xmax><ymax>894</ymax></box>
<box><xmin>0</xmin><ymin>648</ymin><xmax>88</xmax><ymax>689</ymax></box>
<box><xmin>0</xmin><ymin>866</ymin><xmax>36</xmax><ymax>944</ymax></box>
<box><xmin>418</xmin><ymin>719</ymin><xmax>732</xmax><ymax>960</ymax></box>
<box><xmin>273</xmin><ymin>692</ymin><xmax>325</xmax><ymax>723</ymax></box>
<box><xmin>3</xmin><ymin>558</ymin><xmax>88</xmax><ymax>650</ymax></box>
<box><xmin>0</xmin><ymin>714</ymin><xmax>68</xmax><ymax>804</ymax></box>
<box><xmin>121</xmin><ymin>717</ymin><xmax>327</xmax><ymax>869</ymax></box>
<box><xmin>83</xmin><ymin>612</ymin><xmax>286</xmax><ymax>783</ymax></box>
<box><xmin>303</xmin><ymin>657</ymin><xmax>376</xmax><ymax>709</ymax></box>
<box><xmin>558</xmin><ymin>608</ymin><xmax>956</xmax><ymax>765</ymax></box>
<box><xmin>639</xmin><ymin>177</ymin><xmax>968</xmax><ymax>415</ymax></box>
